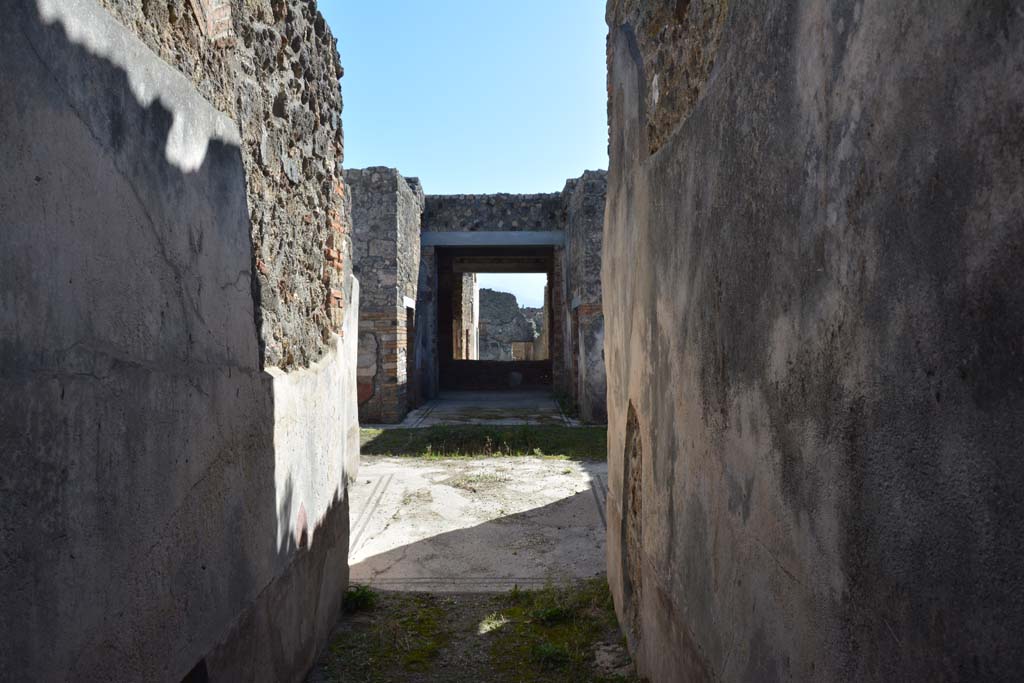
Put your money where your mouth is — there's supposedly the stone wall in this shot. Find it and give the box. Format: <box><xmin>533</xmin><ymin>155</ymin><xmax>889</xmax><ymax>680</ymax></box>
<box><xmin>0</xmin><ymin>1</ymin><xmax>358</xmax><ymax>680</ymax></box>
<box><xmin>523</xmin><ymin>304</ymin><xmax>549</xmax><ymax>361</ymax></box>
<box><xmin>522</xmin><ymin>307</ymin><xmax>545</xmax><ymax>337</ymax></box>
<box><xmin>98</xmin><ymin>0</ymin><xmax>351</xmax><ymax>370</ymax></box>
<box><xmin>549</xmin><ymin>245</ymin><xmax>569</xmax><ymax>395</ymax></box>
<box><xmin>453</xmin><ymin>273</ymin><xmax>479</xmax><ymax>360</ymax></box>
<box><xmin>347</xmin><ymin>167</ymin><xmax>425</xmax><ymax>422</ymax></box>
<box><xmin>398</xmin><ymin>177</ymin><xmax>425</xmax><ymax>304</ymax></box>
<box><xmin>562</xmin><ymin>171</ymin><xmax>608</xmax><ymax>423</ymax></box>
<box><xmin>533</xmin><ymin>292</ymin><xmax>551</xmax><ymax>360</ymax></box>
<box><xmin>354</xmin><ymin>176</ymin><xmax>605</xmax><ymax>404</ymax></box>
<box><xmin>479</xmin><ymin>289</ymin><xmax>539</xmax><ymax>361</ymax></box>
<box><xmin>415</xmin><ymin>246</ymin><xmax>440</xmax><ymax>401</ymax></box>
<box><xmin>605</xmin><ymin>2</ymin><xmax>1024</xmax><ymax>681</ymax></box>
<box><xmin>562</xmin><ymin>172</ymin><xmax>606</xmax><ymax>307</ymax></box>
<box><xmin>398</xmin><ymin>177</ymin><xmax>425</xmax><ymax>404</ymax></box>
<box><xmin>424</xmin><ymin>193</ymin><xmax>564</xmax><ymax>232</ymax></box>
<box><xmin>607</xmin><ymin>0</ymin><xmax>729</xmax><ymax>156</ymax></box>
<box><xmin>348</xmin><ymin>169</ymin><xmax>409</xmax><ymax>310</ymax></box>
<box><xmin>421</xmin><ymin>179</ymin><xmax>607</xmax><ymax>413</ymax></box>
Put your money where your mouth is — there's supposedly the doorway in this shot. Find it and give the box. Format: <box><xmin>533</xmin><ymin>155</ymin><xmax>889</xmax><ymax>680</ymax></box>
<box><xmin>435</xmin><ymin>246</ymin><xmax>555</xmax><ymax>391</ymax></box>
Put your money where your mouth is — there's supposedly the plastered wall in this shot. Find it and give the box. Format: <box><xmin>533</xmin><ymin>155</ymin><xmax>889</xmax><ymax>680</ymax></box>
<box><xmin>604</xmin><ymin>2</ymin><xmax>1024</xmax><ymax>680</ymax></box>
<box><xmin>0</xmin><ymin>2</ymin><xmax>359</xmax><ymax>679</ymax></box>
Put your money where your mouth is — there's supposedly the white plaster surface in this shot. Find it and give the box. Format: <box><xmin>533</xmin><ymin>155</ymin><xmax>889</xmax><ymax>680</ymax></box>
<box><xmin>38</xmin><ymin>0</ymin><xmax>240</xmax><ymax>172</ymax></box>
<box><xmin>269</xmin><ymin>280</ymin><xmax>361</xmax><ymax>550</ymax></box>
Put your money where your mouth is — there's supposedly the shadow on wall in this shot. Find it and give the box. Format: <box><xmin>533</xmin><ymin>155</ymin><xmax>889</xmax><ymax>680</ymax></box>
<box><xmin>0</xmin><ymin>3</ymin><xmax>349</xmax><ymax>680</ymax></box>
<box><xmin>604</xmin><ymin>3</ymin><xmax>1024</xmax><ymax>681</ymax></box>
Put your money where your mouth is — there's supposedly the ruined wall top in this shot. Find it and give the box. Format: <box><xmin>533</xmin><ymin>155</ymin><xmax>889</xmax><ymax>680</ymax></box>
<box><xmin>423</xmin><ymin>192</ymin><xmax>564</xmax><ymax>232</ymax></box>
<box><xmin>606</xmin><ymin>0</ymin><xmax>728</xmax><ymax>155</ymax></box>
<box><xmin>346</xmin><ymin>167</ymin><xmax>423</xmax><ymax>200</ymax></box>
<box><xmin>396</xmin><ymin>173</ymin><xmax>425</xmax><ymax>304</ymax></box>
<box><xmin>478</xmin><ymin>289</ymin><xmax>537</xmax><ymax>361</ymax></box>
<box><xmin>522</xmin><ymin>307</ymin><xmax>545</xmax><ymax>336</ymax></box>
<box><xmin>479</xmin><ymin>289</ymin><xmax>536</xmax><ymax>340</ymax></box>
<box><xmin>562</xmin><ymin>170</ymin><xmax>607</xmax><ymax>307</ymax></box>
<box><xmin>98</xmin><ymin>0</ymin><xmax>350</xmax><ymax>370</ymax></box>
<box><xmin>346</xmin><ymin>167</ymin><xmax>424</xmax><ymax>312</ymax></box>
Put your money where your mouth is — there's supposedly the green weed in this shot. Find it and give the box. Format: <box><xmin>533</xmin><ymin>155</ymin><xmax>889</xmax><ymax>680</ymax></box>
<box><xmin>343</xmin><ymin>584</ymin><xmax>378</xmax><ymax>613</ymax></box>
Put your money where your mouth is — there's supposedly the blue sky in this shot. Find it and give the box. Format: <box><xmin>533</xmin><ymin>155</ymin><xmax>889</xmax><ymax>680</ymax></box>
<box><xmin>478</xmin><ymin>273</ymin><xmax>547</xmax><ymax>308</ymax></box>
<box><xmin>320</xmin><ymin>0</ymin><xmax>608</xmax><ymax>194</ymax></box>
<box><xmin>319</xmin><ymin>1</ymin><xmax>607</xmax><ymax>308</ymax></box>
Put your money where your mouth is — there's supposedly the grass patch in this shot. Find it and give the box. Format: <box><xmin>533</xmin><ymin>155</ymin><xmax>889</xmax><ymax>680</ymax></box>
<box><xmin>361</xmin><ymin>425</ymin><xmax>606</xmax><ymax>461</ymax></box>
<box><xmin>323</xmin><ymin>593</ymin><xmax>452</xmax><ymax>682</ymax></box>
<box><xmin>343</xmin><ymin>584</ymin><xmax>378</xmax><ymax>613</ymax></box>
<box><xmin>530</xmin><ymin>603</ymin><xmax>573</xmax><ymax>625</ymax></box>
<box><xmin>313</xmin><ymin>580</ymin><xmax>639</xmax><ymax>682</ymax></box>
<box><xmin>485</xmin><ymin>578</ymin><xmax>640</xmax><ymax>682</ymax></box>
<box><xmin>532</xmin><ymin>640</ymin><xmax>571</xmax><ymax>668</ymax></box>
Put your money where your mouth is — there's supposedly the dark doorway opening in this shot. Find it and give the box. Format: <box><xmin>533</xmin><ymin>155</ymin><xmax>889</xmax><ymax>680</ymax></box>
<box><xmin>436</xmin><ymin>245</ymin><xmax>555</xmax><ymax>391</ymax></box>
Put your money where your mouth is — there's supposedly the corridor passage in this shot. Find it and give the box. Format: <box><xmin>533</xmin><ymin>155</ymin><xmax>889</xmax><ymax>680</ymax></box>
<box><xmin>309</xmin><ymin>423</ymin><xmax>632</xmax><ymax>682</ymax></box>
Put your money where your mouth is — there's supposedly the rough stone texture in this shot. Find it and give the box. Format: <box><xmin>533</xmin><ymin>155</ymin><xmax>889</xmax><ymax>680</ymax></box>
<box><xmin>452</xmin><ymin>273</ymin><xmax>480</xmax><ymax>360</ymax></box>
<box><xmin>0</xmin><ymin>1</ymin><xmax>358</xmax><ymax>680</ymax></box>
<box><xmin>97</xmin><ymin>0</ymin><xmax>351</xmax><ymax>370</ymax></box>
<box><xmin>562</xmin><ymin>173</ymin><xmax>607</xmax><ymax>310</ymax></box>
<box><xmin>562</xmin><ymin>171</ymin><xmax>608</xmax><ymax>423</ymax></box>
<box><xmin>424</xmin><ymin>192</ymin><xmax>564</xmax><ymax>232</ymax></box>
<box><xmin>532</xmin><ymin>292</ymin><xmax>551</xmax><ymax>361</ymax></box>
<box><xmin>522</xmin><ymin>306</ymin><xmax>545</xmax><ymax>337</ymax></box>
<box><xmin>478</xmin><ymin>289</ymin><xmax>538</xmax><ymax>361</ymax></box>
<box><xmin>605</xmin><ymin>2</ymin><xmax>1024</xmax><ymax>681</ymax></box>
<box><xmin>522</xmin><ymin>304</ymin><xmax>550</xmax><ymax>361</ymax></box>
<box><xmin>570</xmin><ymin>303</ymin><xmax>607</xmax><ymax>422</ymax></box>
<box><xmin>398</xmin><ymin>176</ymin><xmax>425</xmax><ymax>305</ymax></box>
<box><xmin>606</xmin><ymin>0</ymin><xmax>729</xmax><ymax>155</ymax></box>
<box><xmin>346</xmin><ymin>167</ymin><xmax>425</xmax><ymax>423</ymax></box>
<box><xmin>186</xmin><ymin>0</ymin><xmax>236</xmax><ymax>42</ymax></box>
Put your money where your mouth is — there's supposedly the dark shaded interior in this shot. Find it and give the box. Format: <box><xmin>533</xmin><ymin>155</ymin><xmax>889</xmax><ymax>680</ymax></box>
<box><xmin>437</xmin><ymin>246</ymin><xmax>555</xmax><ymax>391</ymax></box>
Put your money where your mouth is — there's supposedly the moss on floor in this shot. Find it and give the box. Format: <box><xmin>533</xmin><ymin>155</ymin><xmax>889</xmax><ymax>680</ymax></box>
<box><xmin>311</xmin><ymin>579</ymin><xmax>640</xmax><ymax>683</ymax></box>
<box><xmin>360</xmin><ymin>425</ymin><xmax>607</xmax><ymax>462</ymax></box>
<box><xmin>321</xmin><ymin>593</ymin><xmax>452</xmax><ymax>682</ymax></box>
<box><xmin>486</xmin><ymin>579</ymin><xmax>638</xmax><ymax>682</ymax></box>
